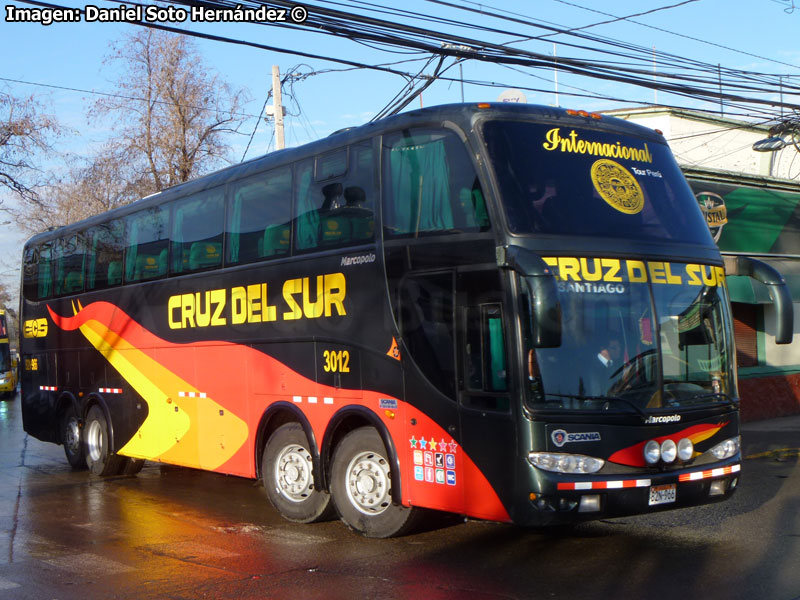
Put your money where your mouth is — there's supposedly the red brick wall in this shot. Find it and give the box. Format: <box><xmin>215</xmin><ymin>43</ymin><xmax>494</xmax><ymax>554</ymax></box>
<box><xmin>738</xmin><ymin>373</ymin><xmax>800</xmax><ymax>422</ymax></box>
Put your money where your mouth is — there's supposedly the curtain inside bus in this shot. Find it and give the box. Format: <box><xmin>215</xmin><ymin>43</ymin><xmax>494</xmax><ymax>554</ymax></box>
<box><xmin>295</xmin><ymin>162</ymin><xmax>318</xmax><ymax>250</ymax></box>
<box><xmin>388</xmin><ymin>136</ymin><xmax>453</xmax><ymax>234</ymax></box>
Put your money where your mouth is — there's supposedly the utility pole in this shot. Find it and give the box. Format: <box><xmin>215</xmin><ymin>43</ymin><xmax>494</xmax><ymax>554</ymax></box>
<box><xmin>553</xmin><ymin>43</ymin><xmax>559</xmax><ymax>107</ymax></box>
<box><xmin>271</xmin><ymin>65</ymin><xmax>285</xmax><ymax>150</ymax></box>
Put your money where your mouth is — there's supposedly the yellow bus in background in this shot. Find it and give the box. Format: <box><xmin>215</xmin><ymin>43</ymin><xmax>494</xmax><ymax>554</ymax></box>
<box><xmin>0</xmin><ymin>309</ymin><xmax>18</xmax><ymax>398</ymax></box>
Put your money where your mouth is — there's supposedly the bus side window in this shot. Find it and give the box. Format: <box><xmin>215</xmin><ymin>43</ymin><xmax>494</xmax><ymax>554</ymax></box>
<box><xmin>54</xmin><ymin>234</ymin><xmax>86</xmax><ymax>296</ymax></box>
<box><xmin>295</xmin><ymin>159</ymin><xmax>320</xmax><ymax>251</ymax></box>
<box><xmin>170</xmin><ymin>188</ymin><xmax>224</xmax><ymax>274</ymax></box>
<box><xmin>125</xmin><ymin>206</ymin><xmax>169</xmax><ymax>283</ymax></box>
<box><xmin>399</xmin><ymin>272</ymin><xmax>456</xmax><ymax>399</ymax></box>
<box><xmin>343</xmin><ymin>142</ymin><xmax>375</xmax><ymax>243</ymax></box>
<box><xmin>226</xmin><ymin>167</ymin><xmax>292</xmax><ymax>265</ymax></box>
<box><xmin>465</xmin><ymin>304</ymin><xmax>508</xmax><ymax>393</ymax></box>
<box><xmin>382</xmin><ymin>128</ymin><xmax>489</xmax><ymax>238</ymax></box>
<box><xmin>23</xmin><ymin>243</ymin><xmax>52</xmax><ymax>301</ymax></box>
<box><xmin>87</xmin><ymin>220</ymin><xmax>125</xmax><ymax>290</ymax></box>
<box><xmin>295</xmin><ymin>143</ymin><xmax>375</xmax><ymax>253</ymax></box>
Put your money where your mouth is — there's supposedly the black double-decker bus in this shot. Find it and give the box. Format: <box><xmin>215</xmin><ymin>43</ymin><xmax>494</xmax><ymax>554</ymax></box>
<box><xmin>19</xmin><ymin>103</ymin><xmax>793</xmax><ymax>537</ymax></box>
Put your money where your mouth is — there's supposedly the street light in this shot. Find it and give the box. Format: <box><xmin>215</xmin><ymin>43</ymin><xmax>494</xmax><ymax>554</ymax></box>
<box><xmin>753</xmin><ymin>120</ymin><xmax>800</xmax><ymax>152</ymax></box>
<box><xmin>753</xmin><ymin>136</ymin><xmax>789</xmax><ymax>152</ymax></box>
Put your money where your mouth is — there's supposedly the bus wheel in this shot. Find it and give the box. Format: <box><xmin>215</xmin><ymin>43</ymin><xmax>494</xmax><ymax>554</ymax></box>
<box><xmin>60</xmin><ymin>404</ymin><xmax>86</xmax><ymax>470</ymax></box>
<box><xmin>84</xmin><ymin>405</ymin><xmax>124</xmax><ymax>476</ymax></box>
<box><xmin>262</xmin><ymin>423</ymin><xmax>334</xmax><ymax>523</ymax></box>
<box><xmin>330</xmin><ymin>427</ymin><xmax>419</xmax><ymax>538</ymax></box>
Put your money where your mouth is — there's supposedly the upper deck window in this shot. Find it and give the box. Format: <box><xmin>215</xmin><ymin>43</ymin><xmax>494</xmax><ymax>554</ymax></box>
<box><xmin>295</xmin><ymin>142</ymin><xmax>375</xmax><ymax>252</ymax></box>
<box><xmin>227</xmin><ymin>167</ymin><xmax>293</xmax><ymax>265</ymax></box>
<box><xmin>54</xmin><ymin>234</ymin><xmax>86</xmax><ymax>296</ymax></box>
<box><xmin>125</xmin><ymin>206</ymin><xmax>169</xmax><ymax>282</ymax></box>
<box><xmin>382</xmin><ymin>129</ymin><xmax>489</xmax><ymax>238</ymax></box>
<box><xmin>482</xmin><ymin>120</ymin><xmax>714</xmax><ymax>245</ymax></box>
<box><xmin>171</xmin><ymin>187</ymin><xmax>225</xmax><ymax>274</ymax></box>
<box><xmin>87</xmin><ymin>220</ymin><xmax>125</xmax><ymax>290</ymax></box>
<box><xmin>22</xmin><ymin>242</ymin><xmax>52</xmax><ymax>301</ymax></box>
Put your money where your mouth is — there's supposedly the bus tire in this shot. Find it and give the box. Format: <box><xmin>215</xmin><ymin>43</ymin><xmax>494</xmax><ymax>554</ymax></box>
<box><xmin>84</xmin><ymin>405</ymin><xmax>124</xmax><ymax>476</ymax></box>
<box><xmin>262</xmin><ymin>423</ymin><xmax>334</xmax><ymax>523</ymax></box>
<box><xmin>60</xmin><ymin>403</ymin><xmax>86</xmax><ymax>470</ymax></box>
<box><xmin>330</xmin><ymin>426</ymin><xmax>419</xmax><ymax>538</ymax></box>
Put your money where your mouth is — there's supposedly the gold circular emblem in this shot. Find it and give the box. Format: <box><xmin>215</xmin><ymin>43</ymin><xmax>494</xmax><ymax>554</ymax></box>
<box><xmin>590</xmin><ymin>159</ymin><xmax>644</xmax><ymax>214</ymax></box>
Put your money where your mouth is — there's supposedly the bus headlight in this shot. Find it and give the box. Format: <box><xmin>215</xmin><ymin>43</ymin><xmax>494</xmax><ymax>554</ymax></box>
<box><xmin>709</xmin><ymin>436</ymin><xmax>740</xmax><ymax>460</ymax></box>
<box><xmin>644</xmin><ymin>440</ymin><xmax>661</xmax><ymax>464</ymax></box>
<box><xmin>528</xmin><ymin>452</ymin><xmax>604</xmax><ymax>474</ymax></box>
<box><xmin>660</xmin><ymin>439</ymin><xmax>677</xmax><ymax>463</ymax></box>
<box><xmin>677</xmin><ymin>438</ymin><xmax>694</xmax><ymax>461</ymax></box>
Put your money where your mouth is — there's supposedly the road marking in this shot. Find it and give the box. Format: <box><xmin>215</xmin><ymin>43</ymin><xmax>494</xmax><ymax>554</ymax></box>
<box><xmin>0</xmin><ymin>576</ymin><xmax>20</xmax><ymax>590</ymax></box>
<box><xmin>147</xmin><ymin>540</ymin><xmax>239</xmax><ymax>561</ymax></box>
<box><xmin>746</xmin><ymin>448</ymin><xmax>800</xmax><ymax>460</ymax></box>
<box><xmin>44</xmin><ymin>553</ymin><xmax>135</xmax><ymax>574</ymax></box>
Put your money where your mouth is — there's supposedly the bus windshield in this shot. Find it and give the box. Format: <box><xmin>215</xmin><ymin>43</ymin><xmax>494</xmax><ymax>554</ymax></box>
<box><xmin>0</xmin><ymin>344</ymin><xmax>9</xmax><ymax>372</ymax></box>
<box><xmin>528</xmin><ymin>275</ymin><xmax>736</xmax><ymax>413</ymax></box>
<box><xmin>482</xmin><ymin>120</ymin><xmax>715</xmax><ymax>245</ymax></box>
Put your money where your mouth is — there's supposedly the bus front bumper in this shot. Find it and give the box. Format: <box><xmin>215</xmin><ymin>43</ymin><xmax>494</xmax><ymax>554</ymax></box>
<box><xmin>513</xmin><ymin>459</ymin><xmax>741</xmax><ymax>526</ymax></box>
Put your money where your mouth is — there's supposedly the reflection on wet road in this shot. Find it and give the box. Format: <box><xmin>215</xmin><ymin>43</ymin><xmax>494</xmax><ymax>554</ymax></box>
<box><xmin>1</xmin><ymin>394</ymin><xmax>799</xmax><ymax>599</ymax></box>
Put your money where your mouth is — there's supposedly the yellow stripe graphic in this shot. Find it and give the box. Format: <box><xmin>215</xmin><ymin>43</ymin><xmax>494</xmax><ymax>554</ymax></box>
<box><xmin>78</xmin><ymin>318</ymin><xmax>248</xmax><ymax>470</ymax></box>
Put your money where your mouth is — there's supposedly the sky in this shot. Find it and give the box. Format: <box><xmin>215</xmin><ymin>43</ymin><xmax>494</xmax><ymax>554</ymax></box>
<box><xmin>1</xmin><ymin>0</ymin><xmax>799</xmax><ymax>303</ymax></box>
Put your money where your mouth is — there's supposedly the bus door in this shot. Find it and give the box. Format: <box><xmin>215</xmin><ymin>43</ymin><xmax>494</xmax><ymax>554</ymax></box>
<box><xmin>455</xmin><ymin>270</ymin><xmax>515</xmax><ymax>516</ymax></box>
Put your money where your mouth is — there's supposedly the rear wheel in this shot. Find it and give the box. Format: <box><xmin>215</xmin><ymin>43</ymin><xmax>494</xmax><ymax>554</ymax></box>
<box><xmin>262</xmin><ymin>423</ymin><xmax>334</xmax><ymax>523</ymax></box>
<box><xmin>330</xmin><ymin>427</ymin><xmax>420</xmax><ymax>538</ymax></box>
<box><xmin>60</xmin><ymin>403</ymin><xmax>86</xmax><ymax>470</ymax></box>
<box><xmin>84</xmin><ymin>405</ymin><xmax>124</xmax><ymax>476</ymax></box>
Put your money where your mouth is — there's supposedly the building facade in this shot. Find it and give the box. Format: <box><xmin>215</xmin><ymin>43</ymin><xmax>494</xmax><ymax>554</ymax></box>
<box><xmin>607</xmin><ymin>107</ymin><xmax>800</xmax><ymax>421</ymax></box>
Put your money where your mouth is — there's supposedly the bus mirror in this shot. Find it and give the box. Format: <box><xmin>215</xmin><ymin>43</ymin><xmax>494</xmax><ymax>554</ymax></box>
<box><xmin>724</xmin><ymin>255</ymin><xmax>794</xmax><ymax>345</ymax></box>
<box><xmin>499</xmin><ymin>246</ymin><xmax>562</xmax><ymax>348</ymax></box>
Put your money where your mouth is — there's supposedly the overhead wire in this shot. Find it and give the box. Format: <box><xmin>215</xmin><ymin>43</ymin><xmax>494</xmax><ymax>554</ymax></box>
<box><xmin>9</xmin><ymin>0</ymin><xmax>800</xmax><ymax>125</ymax></box>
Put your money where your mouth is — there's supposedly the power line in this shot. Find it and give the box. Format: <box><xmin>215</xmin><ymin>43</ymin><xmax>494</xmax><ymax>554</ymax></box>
<box><xmin>547</xmin><ymin>0</ymin><xmax>800</xmax><ymax>72</ymax></box>
<box><xmin>10</xmin><ymin>0</ymin><xmax>800</xmax><ymax>125</ymax></box>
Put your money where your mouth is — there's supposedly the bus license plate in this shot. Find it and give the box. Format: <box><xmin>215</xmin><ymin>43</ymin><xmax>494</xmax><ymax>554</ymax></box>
<box><xmin>648</xmin><ymin>484</ymin><xmax>676</xmax><ymax>506</ymax></box>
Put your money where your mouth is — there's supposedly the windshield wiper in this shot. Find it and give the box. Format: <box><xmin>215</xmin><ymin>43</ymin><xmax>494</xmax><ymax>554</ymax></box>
<box><xmin>545</xmin><ymin>393</ymin><xmax>648</xmax><ymax>419</ymax></box>
<box><xmin>686</xmin><ymin>392</ymin><xmax>738</xmax><ymax>409</ymax></box>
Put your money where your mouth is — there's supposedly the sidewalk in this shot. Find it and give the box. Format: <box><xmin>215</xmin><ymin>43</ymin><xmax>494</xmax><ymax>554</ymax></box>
<box><xmin>741</xmin><ymin>413</ymin><xmax>800</xmax><ymax>458</ymax></box>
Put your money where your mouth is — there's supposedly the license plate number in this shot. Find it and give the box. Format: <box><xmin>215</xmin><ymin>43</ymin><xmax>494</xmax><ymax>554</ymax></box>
<box><xmin>648</xmin><ymin>484</ymin><xmax>676</xmax><ymax>506</ymax></box>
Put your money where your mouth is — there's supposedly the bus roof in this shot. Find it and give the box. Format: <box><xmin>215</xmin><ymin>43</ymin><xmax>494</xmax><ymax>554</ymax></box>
<box><xmin>23</xmin><ymin>102</ymin><xmax>666</xmax><ymax>248</ymax></box>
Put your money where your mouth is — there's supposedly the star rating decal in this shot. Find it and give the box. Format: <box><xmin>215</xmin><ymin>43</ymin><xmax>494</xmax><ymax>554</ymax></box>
<box><xmin>410</xmin><ymin>435</ymin><xmax>458</xmax><ymax>454</ymax></box>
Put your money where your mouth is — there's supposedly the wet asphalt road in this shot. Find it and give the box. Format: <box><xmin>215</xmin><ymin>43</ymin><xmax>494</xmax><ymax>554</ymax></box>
<box><xmin>1</xmin><ymin>392</ymin><xmax>799</xmax><ymax>600</ymax></box>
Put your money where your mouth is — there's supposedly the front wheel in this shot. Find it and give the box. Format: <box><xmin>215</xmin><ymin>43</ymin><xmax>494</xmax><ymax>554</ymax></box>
<box><xmin>330</xmin><ymin>427</ymin><xmax>420</xmax><ymax>538</ymax></box>
<box><xmin>262</xmin><ymin>423</ymin><xmax>334</xmax><ymax>523</ymax></box>
<box><xmin>84</xmin><ymin>405</ymin><xmax>124</xmax><ymax>476</ymax></box>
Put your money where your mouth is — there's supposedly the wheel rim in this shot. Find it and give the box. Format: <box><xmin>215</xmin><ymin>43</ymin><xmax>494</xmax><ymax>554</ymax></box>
<box><xmin>345</xmin><ymin>450</ymin><xmax>391</xmax><ymax>515</ymax></box>
<box><xmin>64</xmin><ymin>416</ymin><xmax>81</xmax><ymax>456</ymax></box>
<box><xmin>86</xmin><ymin>419</ymin><xmax>103</xmax><ymax>462</ymax></box>
<box><xmin>275</xmin><ymin>444</ymin><xmax>314</xmax><ymax>503</ymax></box>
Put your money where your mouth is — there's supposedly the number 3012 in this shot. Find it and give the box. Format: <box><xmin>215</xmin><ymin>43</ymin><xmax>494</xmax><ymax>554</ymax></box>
<box><xmin>323</xmin><ymin>349</ymin><xmax>350</xmax><ymax>373</ymax></box>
